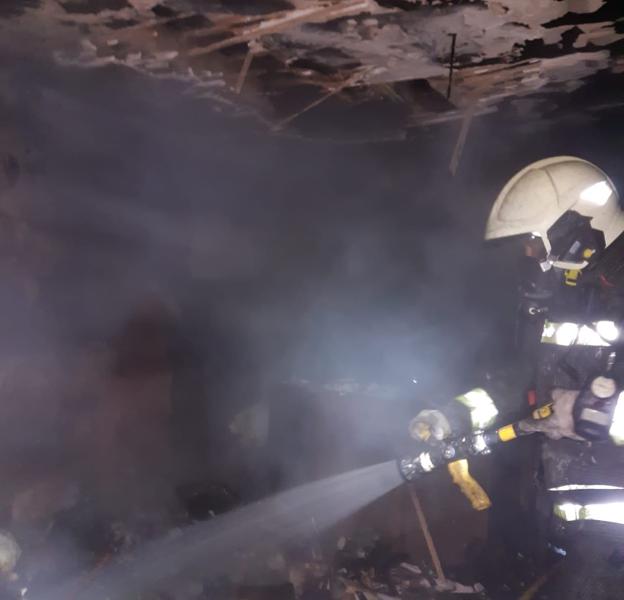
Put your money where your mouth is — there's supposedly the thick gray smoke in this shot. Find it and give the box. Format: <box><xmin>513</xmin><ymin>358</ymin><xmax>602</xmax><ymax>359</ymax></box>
<box><xmin>0</xmin><ymin>48</ymin><xmax>522</xmax><ymax>509</ymax></box>
<box><xmin>6</xmin><ymin>28</ymin><xmax>624</xmax><ymax>597</ymax></box>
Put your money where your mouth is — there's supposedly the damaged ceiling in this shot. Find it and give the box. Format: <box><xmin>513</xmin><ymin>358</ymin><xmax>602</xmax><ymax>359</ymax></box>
<box><xmin>4</xmin><ymin>0</ymin><xmax>624</xmax><ymax>140</ymax></box>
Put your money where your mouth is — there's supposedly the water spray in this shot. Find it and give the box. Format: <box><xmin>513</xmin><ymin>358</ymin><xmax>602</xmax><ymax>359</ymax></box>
<box><xmin>35</xmin><ymin>462</ymin><xmax>402</xmax><ymax>600</ymax></box>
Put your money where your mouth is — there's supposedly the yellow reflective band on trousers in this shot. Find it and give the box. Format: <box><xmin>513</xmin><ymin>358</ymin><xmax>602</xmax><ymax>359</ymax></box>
<box><xmin>498</xmin><ymin>424</ymin><xmax>517</xmax><ymax>442</ymax></box>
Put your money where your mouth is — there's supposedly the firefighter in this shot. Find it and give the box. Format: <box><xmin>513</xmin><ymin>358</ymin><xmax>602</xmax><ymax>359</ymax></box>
<box><xmin>484</xmin><ymin>155</ymin><xmax>624</xmax><ymax>415</ymax></box>
<box><xmin>485</xmin><ymin>156</ymin><xmax>624</xmax><ymax>596</ymax></box>
<box><xmin>485</xmin><ymin>156</ymin><xmax>624</xmax><ymax>343</ymax></box>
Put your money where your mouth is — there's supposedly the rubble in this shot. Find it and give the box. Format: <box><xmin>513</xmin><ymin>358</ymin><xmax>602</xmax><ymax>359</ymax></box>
<box><xmin>0</xmin><ymin>473</ymin><xmax>490</xmax><ymax>600</ymax></box>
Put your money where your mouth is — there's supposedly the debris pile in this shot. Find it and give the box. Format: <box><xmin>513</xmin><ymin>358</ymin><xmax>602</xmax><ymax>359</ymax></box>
<box><xmin>0</xmin><ymin>473</ymin><xmax>493</xmax><ymax>600</ymax></box>
<box><xmin>0</xmin><ymin>366</ymin><xmax>558</xmax><ymax>600</ymax></box>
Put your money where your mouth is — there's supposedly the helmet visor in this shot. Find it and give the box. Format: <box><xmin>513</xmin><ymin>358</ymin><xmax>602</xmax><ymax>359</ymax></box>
<box><xmin>486</xmin><ymin>232</ymin><xmax>548</xmax><ymax>263</ymax></box>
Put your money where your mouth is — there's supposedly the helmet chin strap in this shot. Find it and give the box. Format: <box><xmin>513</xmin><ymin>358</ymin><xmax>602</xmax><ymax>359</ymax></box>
<box><xmin>538</xmin><ymin>237</ymin><xmax>590</xmax><ymax>272</ymax></box>
<box><xmin>541</xmin><ymin>258</ymin><xmax>589</xmax><ymax>272</ymax></box>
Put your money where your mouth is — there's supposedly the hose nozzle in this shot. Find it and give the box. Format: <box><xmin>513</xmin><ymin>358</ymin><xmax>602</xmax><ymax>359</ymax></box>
<box><xmin>397</xmin><ymin>430</ymin><xmax>499</xmax><ymax>481</ymax></box>
<box><xmin>397</xmin><ymin>451</ymin><xmax>436</xmax><ymax>481</ymax></box>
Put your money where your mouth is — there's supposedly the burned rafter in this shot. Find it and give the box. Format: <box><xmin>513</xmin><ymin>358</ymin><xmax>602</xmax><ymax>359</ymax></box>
<box><xmin>274</xmin><ymin>65</ymin><xmax>371</xmax><ymax>128</ymax></box>
<box><xmin>186</xmin><ymin>0</ymin><xmax>373</xmax><ymax>58</ymax></box>
<box><xmin>18</xmin><ymin>0</ymin><xmax>624</xmax><ymax>141</ymax></box>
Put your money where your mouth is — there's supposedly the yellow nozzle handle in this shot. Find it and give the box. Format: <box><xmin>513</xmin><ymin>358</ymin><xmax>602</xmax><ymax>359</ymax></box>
<box><xmin>447</xmin><ymin>459</ymin><xmax>491</xmax><ymax>511</ymax></box>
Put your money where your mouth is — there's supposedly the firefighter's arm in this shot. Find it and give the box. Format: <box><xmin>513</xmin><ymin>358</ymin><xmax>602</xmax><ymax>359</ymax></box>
<box><xmin>516</xmin><ymin>389</ymin><xmax>585</xmax><ymax>441</ymax></box>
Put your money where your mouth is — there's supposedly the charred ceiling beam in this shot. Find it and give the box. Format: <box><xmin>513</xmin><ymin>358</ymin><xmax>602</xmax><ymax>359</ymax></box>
<box><xmin>187</xmin><ymin>0</ymin><xmax>373</xmax><ymax>58</ymax></box>
<box><xmin>274</xmin><ymin>66</ymin><xmax>370</xmax><ymax>128</ymax></box>
<box><xmin>184</xmin><ymin>10</ymin><xmax>296</xmax><ymax>41</ymax></box>
<box><xmin>60</xmin><ymin>0</ymin><xmax>130</xmax><ymax>14</ymax></box>
<box><xmin>446</xmin><ymin>32</ymin><xmax>457</xmax><ymax>99</ymax></box>
<box><xmin>10</xmin><ymin>0</ymin><xmax>624</xmax><ymax>142</ymax></box>
<box><xmin>234</xmin><ymin>42</ymin><xmax>257</xmax><ymax>93</ymax></box>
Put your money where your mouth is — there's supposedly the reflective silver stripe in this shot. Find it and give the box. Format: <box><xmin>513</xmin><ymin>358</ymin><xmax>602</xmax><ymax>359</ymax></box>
<box><xmin>417</xmin><ymin>452</ymin><xmax>435</xmax><ymax>472</ymax></box>
<box><xmin>541</xmin><ymin>320</ymin><xmax>618</xmax><ymax>347</ymax></box>
<box><xmin>549</xmin><ymin>484</ymin><xmax>624</xmax><ymax>492</ymax></box>
<box><xmin>455</xmin><ymin>388</ymin><xmax>498</xmax><ymax>430</ymax></box>
<box><xmin>580</xmin><ymin>408</ymin><xmax>611</xmax><ymax>427</ymax></box>
<box><xmin>610</xmin><ymin>391</ymin><xmax>624</xmax><ymax>445</ymax></box>
<box><xmin>555</xmin><ymin>501</ymin><xmax>624</xmax><ymax>525</ymax></box>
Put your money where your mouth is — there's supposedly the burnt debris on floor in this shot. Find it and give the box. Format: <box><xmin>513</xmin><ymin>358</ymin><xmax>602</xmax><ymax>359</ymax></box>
<box><xmin>0</xmin><ymin>370</ymin><xmax>556</xmax><ymax>600</ymax></box>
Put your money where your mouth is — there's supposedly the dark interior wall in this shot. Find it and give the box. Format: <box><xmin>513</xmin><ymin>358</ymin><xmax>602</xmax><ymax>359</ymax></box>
<box><xmin>3</xmin><ymin>58</ymin><xmax>519</xmax><ymax>373</ymax></box>
<box><xmin>1</xmin><ymin>49</ymin><xmax>623</xmax><ymax>507</ymax></box>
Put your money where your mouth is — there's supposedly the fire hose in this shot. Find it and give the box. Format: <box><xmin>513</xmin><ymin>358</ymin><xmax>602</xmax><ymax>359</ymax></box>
<box><xmin>397</xmin><ymin>403</ymin><xmax>553</xmax><ymax>481</ymax></box>
<box><xmin>398</xmin><ymin>374</ymin><xmax>624</xmax><ymax>482</ymax></box>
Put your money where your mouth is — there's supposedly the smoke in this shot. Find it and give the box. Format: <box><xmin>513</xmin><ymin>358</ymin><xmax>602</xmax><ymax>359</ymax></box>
<box><xmin>0</xmin><ymin>48</ymin><xmax>522</xmax><ymax>493</ymax></box>
<box><xmin>2</xmin><ymin>48</ymin><xmax>521</xmax><ymax>377</ymax></box>
<box><xmin>8</xmin><ymin>25</ymin><xmax>624</xmax><ymax>595</ymax></box>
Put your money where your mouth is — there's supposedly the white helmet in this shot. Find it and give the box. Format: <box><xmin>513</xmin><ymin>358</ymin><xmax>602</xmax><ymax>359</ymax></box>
<box><xmin>485</xmin><ymin>156</ymin><xmax>624</xmax><ymax>270</ymax></box>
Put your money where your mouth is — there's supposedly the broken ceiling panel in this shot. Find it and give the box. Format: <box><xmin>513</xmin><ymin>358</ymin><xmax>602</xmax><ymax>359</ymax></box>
<box><xmin>3</xmin><ymin>0</ymin><xmax>624</xmax><ymax>140</ymax></box>
<box><xmin>574</xmin><ymin>21</ymin><xmax>624</xmax><ymax>47</ymax></box>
